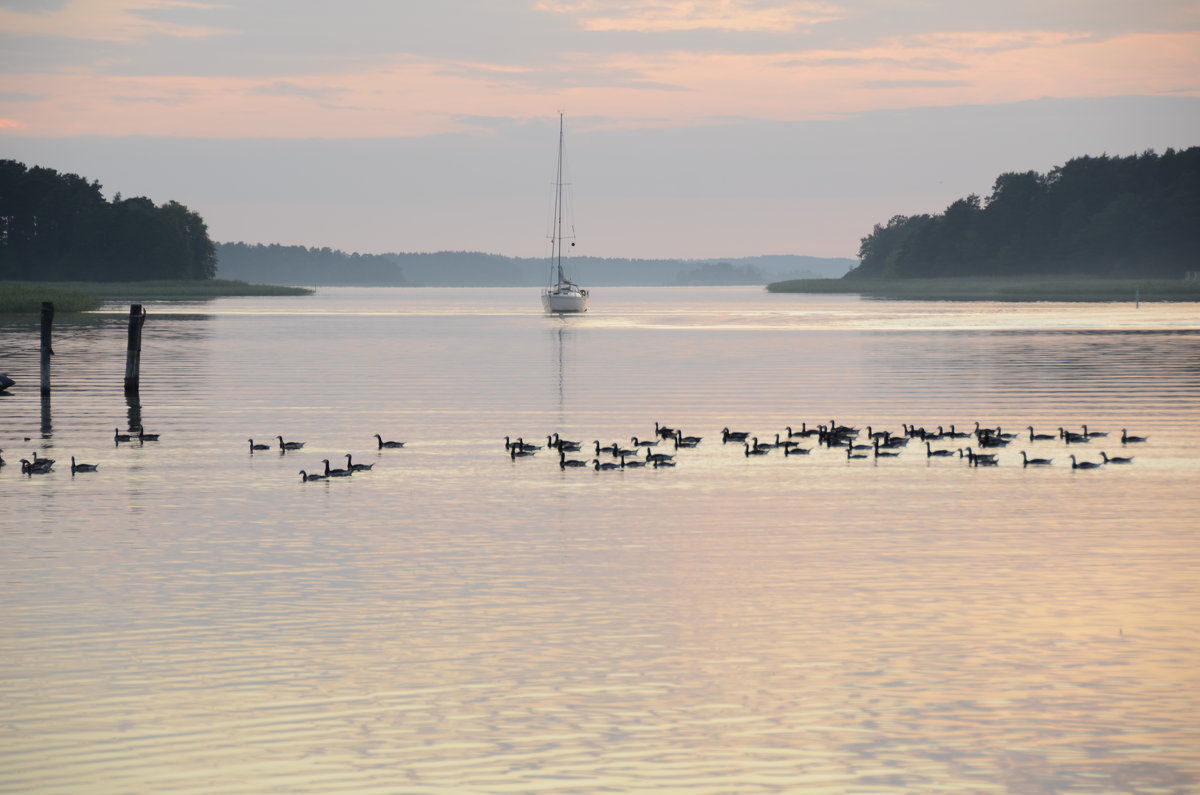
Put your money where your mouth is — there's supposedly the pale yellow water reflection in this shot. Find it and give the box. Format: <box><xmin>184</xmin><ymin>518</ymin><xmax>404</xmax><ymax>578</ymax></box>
<box><xmin>1</xmin><ymin>287</ymin><xmax>1198</xmax><ymax>793</ymax></box>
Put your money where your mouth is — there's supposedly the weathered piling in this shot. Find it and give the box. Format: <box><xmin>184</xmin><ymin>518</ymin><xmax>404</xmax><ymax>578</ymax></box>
<box><xmin>40</xmin><ymin>301</ymin><xmax>54</xmax><ymax>395</ymax></box>
<box><xmin>124</xmin><ymin>304</ymin><xmax>147</xmax><ymax>394</ymax></box>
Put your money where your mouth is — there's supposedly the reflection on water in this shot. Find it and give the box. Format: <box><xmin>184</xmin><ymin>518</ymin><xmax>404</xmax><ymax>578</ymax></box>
<box><xmin>2</xmin><ymin>287</ymin><xmax>1198</xmax><ymax>793</ymax></box>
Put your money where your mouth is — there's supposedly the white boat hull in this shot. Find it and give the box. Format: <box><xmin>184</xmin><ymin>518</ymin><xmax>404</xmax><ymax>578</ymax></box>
<box><xmin>542</xmin><ymin>288</ymin><xmax>589</xmax><ymax>313</ymax></box>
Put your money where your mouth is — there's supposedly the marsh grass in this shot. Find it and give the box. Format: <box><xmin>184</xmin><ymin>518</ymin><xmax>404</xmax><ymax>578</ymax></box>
<box><xmin>1</xmin><ymin>279</ymin><xmax>312</xmax><ymax>313</ymax></box>
<box><xmin>766</xmin><ymin>277</ymin><xmax>1200</xmax><ymax>302</ymax></box>
<box><xmin>0</xmin><ymin>284</ymin><xmax>103</xmax><ymax>314</ymax></box>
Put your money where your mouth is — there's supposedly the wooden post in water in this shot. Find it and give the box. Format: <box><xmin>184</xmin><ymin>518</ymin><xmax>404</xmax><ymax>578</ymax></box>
<box><xmin>124</xmin><ymin>304</ymin><xmax>147</xmax><ymax>394</ymax></box>
<box><xmin>39</xmin><ymin>301</ymin><xmax>54</xmax><ymax>396</ymax></box>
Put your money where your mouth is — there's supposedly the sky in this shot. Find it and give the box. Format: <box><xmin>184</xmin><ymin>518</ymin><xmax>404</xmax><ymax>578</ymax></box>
<box><xmin>2</xmin><ymin>0</ymin><xmax>1198</xmax><ymax>259</ymax></box>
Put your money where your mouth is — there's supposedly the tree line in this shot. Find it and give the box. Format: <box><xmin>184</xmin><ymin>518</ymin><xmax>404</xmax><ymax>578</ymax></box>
<box><xmin>0</xmin><ymin>160</ymin><xmax>216</xmax><ymax>281</ymax></box>
<box><xmin>849</xmin><ymin>147</ymin><xmax>1200</xmax><ymax>279</ymax></box>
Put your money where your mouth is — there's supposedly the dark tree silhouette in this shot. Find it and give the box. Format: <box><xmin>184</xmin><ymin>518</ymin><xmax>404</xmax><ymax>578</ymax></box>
<box><xmin>848</xmin><ymin>148</ymin><xmax>1200</xmax><ymax>279</ymax></box>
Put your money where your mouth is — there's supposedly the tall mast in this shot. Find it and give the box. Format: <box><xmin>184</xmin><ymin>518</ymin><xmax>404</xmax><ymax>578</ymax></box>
<box><xmin>554</xmin><ymin>112</ymin><xmax>565</xmax><ymax>284</ymax></box>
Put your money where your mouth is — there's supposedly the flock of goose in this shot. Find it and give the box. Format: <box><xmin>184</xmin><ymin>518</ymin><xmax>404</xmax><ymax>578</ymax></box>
<box><xmin>503</xmin><ymin>420</ymin><xmax>1148</xmax><ymax>471</ymax></box>
<box><xmin>4</xmin><ymin>419</ymin><xmax>1147</xmax><ymax>481</ymax></box>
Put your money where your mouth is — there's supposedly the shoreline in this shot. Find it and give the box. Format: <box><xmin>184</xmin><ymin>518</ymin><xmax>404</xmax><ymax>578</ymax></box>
<box><xmin>0</xmin><ymin>280</ymin><xmax>313</xmax><ymax>313</ymax></box>
<box><xmin>766</xmin><ymin>277</ymin><xmax>1200</xmax><ymax>302</ymax></box>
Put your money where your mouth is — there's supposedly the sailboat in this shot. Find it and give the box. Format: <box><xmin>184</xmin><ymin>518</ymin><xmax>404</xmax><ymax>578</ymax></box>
<box><xmin>542</xmin><ymin>113</ymin><xmax>589</xmax><ymax>314</ymax></box>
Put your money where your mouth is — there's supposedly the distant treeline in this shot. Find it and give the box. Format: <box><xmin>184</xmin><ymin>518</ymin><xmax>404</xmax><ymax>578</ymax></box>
<box><xmin>216</xmin><ymin>243</ymin><xmax>853</xmax><ymax>286</ymax></box>
<box><xmin>0</xmin><ymin>160</ymin><xmax>216</xmax><ymax>282</ymax></box>
<box><xmin>849</xmin><ymin>147</ymin><xmax>1200</xmax><ymax>279</ymax></box>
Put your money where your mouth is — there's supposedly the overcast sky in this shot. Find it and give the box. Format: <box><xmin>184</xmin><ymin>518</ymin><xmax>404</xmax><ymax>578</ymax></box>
<box><xmin>2</xmin><ymin>0</ymin><xmax>1198</xmax><ymax>259</ymax></box>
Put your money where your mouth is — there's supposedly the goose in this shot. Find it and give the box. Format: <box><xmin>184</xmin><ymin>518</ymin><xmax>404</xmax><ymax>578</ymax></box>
<box><xmin>963</xmin><ymin>447</ymin><xmax>997</xmax><ymax>465</ymax></box>
<box><xmin>299</xmin><ymin>469</ymin><xmax>327</xmax><ymax>481</ymax></box>
<box><xmin>1059</xmin><ymin>427</ymin><xmax>1089</xmax><ymax>444</ymax></box>
<box><xmin>1081</xmin><ymin>425</ymin><xmax>1108</xmax><ymax>438</ymax></box>
<box><xmin>675</xmin><ymin>430</ymin><xmax>703</xmax><ymax>446</ymax></box>
<box><xmin>612</xmin><ymin>443</ymin><xmax>637</xmax><ymax>458</ymax></box>
<box><xmin>136</xmin><ymin>428</ymin><xmax>160</xmax><ymax>442</ymax></box>
<box><xmin>1020</xmin><ymin>451</ymin><xmax>1053</xmax><ymax>466</ymax></box>
<box><xmin>783</xmin><ymin>445</ymin><xmax>811</xmax><ymax>456</ymax></box>
<box><xmin>620</xmin><ymin>454</ymin><xmax>647</xmax><ymax>468</ymax></box>
<box><xmin>70</xmin><ymin>456</ymin><xmax>99</xmax><ymax>473</ymax></box>
<box><xmin>849</xmin><ymin>440</ymin><xmax>873</xmax><ymax>451</ymax></box>
<box><xmin>974</xmin><ymin>456</ymin><xmax>1000</xmax><ymax>466</ymax></box>
<box><xmin>345</xmin><ymin>453</ymin><xmax>374</xmax><ymax>472</ymax></box>
<box><xmin>322</xmin><ymin>459</ymin><xmax>352</xmax><ymax>477</ymax></box>
<box><xmin>559</xmin><ymin>451</ymin><xmax>588</xmax><ymax>468</ymax></box>
<box><xmin>553</xmin><ymin>433</ymin><xmax>581</xmax><ymax>451</ymax></box>
<box><xmin>0</xmin><ymin>449</ymin><xmax>5</xmax><ymax>467</ymax></box>
<box><xmin>785</xmin><ymin>424</ymin><xmax>808</xmax><ymax>438</ymax></box>
<box><xmin>278</xmin><ymin>435</ymin><xmax>305</xmax><ymax>451</ymax></box>
<box><xmin>1069</xmin><ymin>454</ymin><xmax>1101</xmax><ymax>470</ymax></box>
<box><xmin>744</xmin><ymin>443</ymin><xmax>769</xmax><ymax>457</ymax></box>
<box><xmin>866</xmin><ymin>426</ymin><xmax>890</xmax><ymax>440</ymax></box>
<box><xmin>751</xmin><ymin>436</ymin><xmax>777</xmax><ymax>450</ymax></box>
<box><xmin>375</xmin><ymin>434</ymin><xmax>406</xmax><ymax>449</ymax></box>
<box><xmin>873</xmin><ymin>440</ymin><xmax>900</xmax><ymax>458</ymax></box>
<box><xmin>1121</xmin><ymin>429</ymin><xmax>1148</xmax><ymax>444</ymax></box>
<box><xmin>510</xmin><ymin>445</ymin><xmax>536</xmax><ymax>459</ymax></box>
<box><xmin>655</xmin><ymin>422</ymin><xmax>676</xmax><ymax>439</ymax></box>
<box><xmin>630</xmin><ymin>436</ymin><xmax>659</xmax><ymax>448</ymax></box>
<box><xmin>830</xmin><ymin>420</ymin><xmax>859</xmax><ymax>435</ymax></box>
<box><xmin>21</xmin><ymin>458</ymin><xmax>53</xmax><ymax>474</ymax></box>
<box><xmin>114</xmin><ymin>428</ymin><xmax>134</xmax><ymax>443</ymax></box>
<box><xmin>249</xmin><ymin>439</ymin><xmax>271</xmax><ymax>451</ymax></box>
<box><xmin>514</xmin><ymin>437</ymin><xmax>542</xmax><ymax>451</ymax></box>
<box><xmin>1099</xmin><ymin>451</ymin><xmax>1134</xmax><ymax>464</ymax></box>
<box><xmin>646</xmin><ymin>449</ymin><xmax>675</xmax><ymax>464</ymax></box>
<box><xmin>925</xmin><ymin>442</ymin><xmax>955</xmax><ymax>458</ymax></box>
<box><xmin>846</xmin><ymin>447</ymin><xmax>869</xmax><ymax>460</ymax></box>
<box><xmin>721</xmin><ymin>427</ymin><xmax>750</xmax><ymax>443</ymax></box>
<box><xmin>30</xmin><ymin>451</ymin><xmax>54</xmax><ymax>467</ymax></box>
<box><xmin>592</xmin><ymin>458</ymin><xmax>620</xmax><ymax>471</ymax></box>
<box><xmin>944</xmin><ymin>425</ymin><xmax>971</xmax><ymax>439</ymax></box>
<box><xmin>977</xmin><ymin>434</ymin><xmax>1010</xmax><ymax>448</ymax></box>
<box><xmin>595</xmin><ymin>440</ymin><xmax>618</xmax><ymax>455</ymax></box>
<box><xmin>1027</xmin><ymin>426</ymin><xmax>1056</xmax><ymax>441</ymax></box>
<box><xmin>881</xmin><ymin>434</ymin><xmax>909</xmax><ymax>448</ymax></box>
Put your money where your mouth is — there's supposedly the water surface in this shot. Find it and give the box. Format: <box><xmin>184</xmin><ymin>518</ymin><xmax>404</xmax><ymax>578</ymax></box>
<box><xmin>2</xmin><ymin>287</ymin><xmax>1198</xmax><ymax>793</ymax></box>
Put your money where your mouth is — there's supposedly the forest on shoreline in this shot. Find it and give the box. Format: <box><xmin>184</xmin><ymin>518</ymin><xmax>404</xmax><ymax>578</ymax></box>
<box><xmin>847</xmin><ymin>147</ymin><xmax>1200</xmax><ymax>280</ymax></box>
<box><xmin>0</xmin><ymin>160</ymin><xmax>216</xmax><ymax>282</ymax></box>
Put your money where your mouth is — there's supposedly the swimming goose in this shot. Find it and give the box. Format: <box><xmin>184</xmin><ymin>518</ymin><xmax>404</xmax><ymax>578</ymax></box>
<box><xmin>114</xmin><ymin>428</ymin><xmax>134</xmax><ymax>443</ymax></box>
<box><xmin>620</xmin><ymin>454</ymin><xmax>647</xmax><ymax>468</ymax></box>
<box><xmin>375</xmin><ymin>434</ymin><xmax>406</xmax><ymax>449</ymax></box>
<box><xmin>1069</xmin><ymin>454</ymin><xmax>1101</xmax><ymax>470</ymax></box>
<box><xmin>1121</xmin><ymin>429</ymin><xmax>1148</xmax><ymax>444</ymax></box>
<box><xmin>925</xmin><ymin>442</ymin><xmax>955</xmax><ymax>457</ymax></box>
<box><xmin>744</xmin><ymin>443</ymin><xmax>769</xmax><ymax>457</ymax></box>
<box><xmin>1081</xmin><ymin>425</ymin><xmax>1108</xmax><ymax>438</ymax></box>
<box><xmin>944</xmin><ymin>425</ymin><xmax>971</xmax><ymax>439</ymax></box>
<box><xmin>136</xmin><ymin>429</ymin><xmax>160</xmax><ymax>442</ymax></box>
<box><xmin>963</xmin><ymin>447</ymin><xmax>997</xmax><ymax>465</ymax></box>
<box><xmin>30</xmin><ymin>451</ymin><xmax>54</xmax><ymax>467</ymax></box>
<box><xmin>674</xmin><ymin>430</ymin><xmax>702</xmax><ymax>446</ymax></box>
<box><xmin>1059</xmin><ymin>428</ymin><xmax>1089</xmax><ymax>444</ymax></box>
<box><xmin>278</xmin><ymin>435</ymin><xmax>306</xmax><ymax>451</ymax></box>
<box><xmin>322</xmin><ymin>459</ymin><xmax>352</xmax><ymax>477</ymax></box>
<box><xmin>782</xmin><ymin>445</ymin><xmax>811</xmax><ymax>456</ymax></box>
<box><xmin>510</xmin><ymin>445</ymin><xmax>536</xmax><ymax>459</ymax></box>
<box><xmin>612</xmin><ymin>443</ymin><xmax>637</xmax><ymax>458</ymax></box>
<box><xmin>559</xmin><ymin>451</ymin><xmax>588</xmax><ymax>468</ymax></box>
<box><xmin>21</xmin><ymin>458</ymin><xmax>54</xmax><ymax>474</ymax></box>
<box><xmin>721</xmin><ymin>427</ymin><xmax>750</xmax><ymax>443</ymax></box>
<box><xmin>249</xmin><ymin>439</ymin><xmax>271</xmax><ymax>451</ymax></box>
<box><xmin>592</xmin><ymin>458</ymin><xmax>620</xmax><ymax>470</ymax></box>
<box><xmin>630</xmin><ymin>436</ymin><xmax>659</xmax><ymax>448</ymax></box>
<box><xmin>299</xmin><ymin>470</ymin><xmax>327</xmax><ymax>481</ymax></box>
<box><xmin>873</xmin><ymin>440</ymin><xmax>900</xmax><ymax>458</ymax></box>
<box><xmin>595</xmin><ymin>440</ymin><xmax>618</xmax><ymax>455</ymax></box>
<box><xmin>514</xmin><ymin>437</ymin><xmax>542</xmax><ymax>451</ymax></box>
<box><xmin>345</xmin><ymin>453</ymin><xmax>374</xmax><ymax>472</ymax></box>
<box><xmin>1027</xmin><ymin>426</ymin><xmax>1056</xmax><ymax>441</ymax></box>
<box><xmin>830</xmin><ymin>420</ymin><xmax>859</xmax><ymax>435</ymax></box>
<box><xmin>846</xmin><ymin>447</ymin><xmax>868</xmax><ymax>460</ymax></box>
<box><xmin>1020</xmin><ymin>451</ymin><xmax>1053</xmax><ymax>466</ymax></box>
<box><xmin>70</xmin><ymin>456</ymin><xmax>98</xmax><ymax>473</ymax></box>
<box><xmin>655</xmin><ymin>422</ymin><xmax>676</xmax><ymax>439</ymax></box>
<box><xmin>552</xmin><ymin>433</ymin><xmax>582</xmax><ymax>451</ymax></box>
<box><xmin>0</xmin><ymin>449</ymin><xmax>5</xmax><ymax>467</ymax></box>
<box><xmin>751</xmin><ymin>436</ymin><xmax>777</xmax><ymax>450</ymax></box>
<box><xmin>1099</xmin><ymin>451</ymin><xmax>1134</xmax><ymax>464</ymax></box>
<box><xmin>646</xmin><ymin>450</ymin><xmax>675</xmax><ymax>464</ymax></box>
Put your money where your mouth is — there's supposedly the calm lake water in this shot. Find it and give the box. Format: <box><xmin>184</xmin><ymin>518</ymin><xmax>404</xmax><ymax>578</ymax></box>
<box><xmin>2</xmin><ymin>286</ymin><xmax>1198</xmax><ymax>793</ymax></box>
